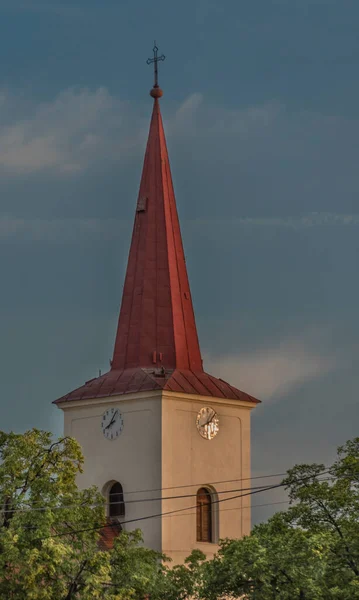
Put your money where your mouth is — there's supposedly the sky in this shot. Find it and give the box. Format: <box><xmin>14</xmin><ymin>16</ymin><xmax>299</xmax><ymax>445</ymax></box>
<box><xmin>0</xmin><ymin>0</ymin><xmax>358</xmax><ymax>524</ymax></box>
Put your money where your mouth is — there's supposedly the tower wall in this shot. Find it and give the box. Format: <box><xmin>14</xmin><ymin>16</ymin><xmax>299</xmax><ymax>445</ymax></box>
<box><xmin>161</xmin><ymin>393</ymin><xmax>252</xmax><ymax>564</ymax></box>
<box><xmin>59</xmin><ymin>390</ymin><xmax>253</xmax><ymax>560</ymax></box>
<box><xmin>61</xmin><ymin>392</ymin><xmax>163</xmax><ymax>552</ymax></box>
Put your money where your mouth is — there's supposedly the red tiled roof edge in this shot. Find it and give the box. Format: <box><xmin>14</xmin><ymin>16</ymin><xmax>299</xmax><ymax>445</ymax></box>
<box><xmin>54</xmin><ymin>368</ymin><xmax>260</xmax><ymax>404</ymax></box>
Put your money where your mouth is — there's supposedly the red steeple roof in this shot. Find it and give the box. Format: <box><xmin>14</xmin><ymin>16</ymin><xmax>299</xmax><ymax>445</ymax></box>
<box><xmin>111</xmin><ymin>96</ymin><xmax>202</xmax><ymax>372</ymax></box>
<box><xmin>55</xmin><ymin>82</ymin><xmax>260</xmax><ymax>406</ymax></box>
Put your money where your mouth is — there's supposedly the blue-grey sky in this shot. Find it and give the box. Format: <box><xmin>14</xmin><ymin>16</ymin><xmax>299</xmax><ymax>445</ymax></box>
<box><xmin>0</xmin><ymin>0</ymin><xmax>358</xmax><ymax>523</ymax></box>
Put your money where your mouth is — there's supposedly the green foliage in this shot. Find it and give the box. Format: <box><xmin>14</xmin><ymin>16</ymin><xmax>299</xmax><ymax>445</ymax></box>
<box><xmin>110</xmin><ymin>529</ymin><xmax>164</xmax><ymax>600</ymax></box>
<box><xmin>0</xmin><ymin>429</ymin><xmax>164</xmax><ymax>599</ymax></box>
<box><xmin>153</xmin><ymin>549</ymin><xmax>206</xmax><ymax>600</ymax></box>
<box><xmin>200</xmin><ymin>437</ymin><xmax>359</xmax><ymax>600</ymax></box>
<box><xmin>2</xmin><ymin>429</ymin><xmax>359</xmax><ymax>600</ymax></box>
<box><xmin>202</xmin><ymin>515</ymin><xmax>330</xmax><ymax>600</ymax></box>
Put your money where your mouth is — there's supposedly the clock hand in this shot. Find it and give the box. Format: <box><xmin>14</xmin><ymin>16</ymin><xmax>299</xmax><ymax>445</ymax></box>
<box><xmin>105</xmin><ymin>411</ymin><xmax>118</xmax><ymax>430</ymax></box>
<box><xmin>206</xmin><ymin>412</ymin><xmax>216</xmax><ymax>425</ymax></box>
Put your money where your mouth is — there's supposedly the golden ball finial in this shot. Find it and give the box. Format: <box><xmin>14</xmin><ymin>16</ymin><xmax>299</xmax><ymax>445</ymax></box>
<box><xmin>150</xmin><ymin>86</ymin><xmax>163</xmax><ymax>98</ymax></box>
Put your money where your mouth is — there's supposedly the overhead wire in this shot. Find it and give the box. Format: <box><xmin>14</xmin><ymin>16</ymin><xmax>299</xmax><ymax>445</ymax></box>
<box><xmin>1</xmin><ymin>473</ymin><xmax>333</xmax><ymax>516</ymax></box>
<box><xmin>164</xmin><ymin>499</ymin><xmax>291</xmax><ymax>518</ymax></box>
<box><xmin>111</xmin><ymin>471</ymin><xmax>289</xmax><ymax>495</ymax></box>
<box><xmin>5</xmin><ymin>482</ymin><xmax>283</xmax><ymax>515</ymax></box>
<box><xmin>159</xmin><ymin>499</ymin><xmax>291</xmax><ymax>520</ymax></box>
<box><xmin>36</xmin><ymin>482</ymin><xmax>287</xmax><ymax>540</ymax></box>
<box><xmin>32</xmin><ymin>469</ymin><xmax>329</xmax><ymax>542</ymax></box>
<box><xmin>3</xmin><ymin>470</ymin><xmax>289</xmax><ymax>510</ymax></box>
<box><xmin>22</xmin><ymin>499</ymin><xmax>292</xmax><ymax>529</ymax></box>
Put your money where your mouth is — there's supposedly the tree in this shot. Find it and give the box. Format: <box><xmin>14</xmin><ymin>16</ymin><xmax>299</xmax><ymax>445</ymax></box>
<box><xmin>201</xmin><ymin>514</ymin><xmax>329</xmax><ymax>600</ymax></box>
<box><xmin>4</xmin><ymin>430</ymin><xmax>359</xmax><ymax>600</ymax></box>
<box><xmin>201</xmin><ymin>438</ymin><xmax>359</xmax><ymax>600</ymax></box>
<box><xmin>0</xmin><ymin>429</ymin><xmax>164</xmax><ymax>599</ymax></box>
<box><xmin>153</xmin><ymin>549</ymin><xmax>206</xmax><ymax>600</ymax></box>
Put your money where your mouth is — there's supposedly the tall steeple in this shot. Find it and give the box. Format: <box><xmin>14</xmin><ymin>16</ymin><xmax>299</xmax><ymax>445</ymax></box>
<box><xmin>55</xmin><ymin>49</ymin><xmax>259</xmax><ymax>564</ymax></box>
<box><xmin>112</xmin><ymin>78</ymin><xmax>202</xmax><ymax>372</ymax></box>
<box><xmin>55</xmin><ymin>49</ymin><xmax>259</xmax><ymax>405</ymax></box>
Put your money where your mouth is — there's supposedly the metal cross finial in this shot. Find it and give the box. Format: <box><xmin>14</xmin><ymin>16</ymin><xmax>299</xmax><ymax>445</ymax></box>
<box><xmin>146</xmin><ymin>42</ymin><xmax>165</xmax><ymax>88</ymax></box>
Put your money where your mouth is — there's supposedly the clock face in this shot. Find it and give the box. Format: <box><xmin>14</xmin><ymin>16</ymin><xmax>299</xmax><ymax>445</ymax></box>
<box><xmin>196</xmin><ymin>406</ymin><xmax>219</xmax><ymax>440</ymax></box>
<box><xmin>101</xmin><ymin>408</ymin><xmax>124</xmax><ymax>441</ymax></box>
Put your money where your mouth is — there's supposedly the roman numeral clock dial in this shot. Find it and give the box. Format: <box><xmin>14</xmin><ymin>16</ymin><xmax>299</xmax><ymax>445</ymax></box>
<box><xmin>101</xmin><ymin>408</ymin><xmax>124</xmax><ymax>440</ymax></box>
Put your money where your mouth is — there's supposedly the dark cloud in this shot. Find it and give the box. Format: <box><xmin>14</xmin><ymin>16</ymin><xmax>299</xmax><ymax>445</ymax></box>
<box><xmin>0</xmin><ymin>0</ymin><xmax>359</xmax><ymax>526</ymax></box>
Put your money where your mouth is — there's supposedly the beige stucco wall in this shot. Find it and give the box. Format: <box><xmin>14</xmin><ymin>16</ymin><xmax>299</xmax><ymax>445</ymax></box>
<box><xmin>161</xmin><ymin>393</ymin><xmax>252</xmax><ymax>564</ymax></box>
<box><xmin>58</xmin><ymin>390</ymin><xmax>254</xmax><ymax>562</ymax></box>
<box><xmin>60</xmin><ymin>392</ymin><xmax>163</xmax><ymax>552</ymax></box>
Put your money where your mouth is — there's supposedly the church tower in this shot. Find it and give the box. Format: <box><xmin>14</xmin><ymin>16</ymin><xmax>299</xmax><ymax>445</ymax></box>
<box><xmin>55</xmin><ymin>48</ymin><xmax>260</xmax><ymax>564</ymax></box>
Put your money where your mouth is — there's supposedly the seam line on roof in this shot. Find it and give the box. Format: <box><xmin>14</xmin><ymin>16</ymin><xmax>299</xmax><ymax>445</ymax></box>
<box><xmin>175</xmin><ymin>370</ymin><xmax>196</xmax><ymax>394</ymax></box>
<box><xmin>154</xmin><ymin>102</ymin><xmax>160</xmax><ymax>368</ymax></box>
<box><xmin>207</xmin><ymin>374</ymin><xmax>229</xmax><ymax>399</ymax></box>
<box><xmin>137</xmin><ymin>125</ymin><xmax>152</xmax><ymax>368</ymax></box>
<box><xmin>161</xmin><ymin>115</ymin><xmax>189</xmax><ymax>370</ymax></box>
<box><xmin>169</xmin><ymin>371</ymin><xmax>187</xmax><ymax>394</ymax></box>
<box><xmin>104</xmin><ymin>370</ymin><xmax>120</xmax><ymax>397</ymax></box>
<box><xmin>157</xmin><ymin>103</ymin><xmax>175</xmax><ymax>369</ymax></box>
<box><xmin>193</xmin><ymin>372</ymin><xmax>214</xmax><ymax>397</ymax></box>
<box><xmin>185</xmin><ymin>370</ymin><xmax>209</xmax><ymax>395</ymax></box>
<box><xmin>133</xmin><ymin>370</ymin><xmax>149</xmax><ymax>392</ymax></box>
<box><xmin>123</xmin><ymin>369</ymin><xmax>138</xmax><ymax>395</ymax></box>
<box><xmin>138</xmin><ymin>118</ymin><xmax>153</xmax><ymax>368</ymax></box>
<box><xmin>144</xmin><ymin>369</ymin><xmax>165</xmax><ymax>389</ymax></box>
<box><xmin>122</xmin><ymin>225</ymin><xmax>141</xmax><ymax>371</ymax></box>
<box><xmin>185</xmin><ymin>370</ymin><xmax>212</xmax><ymax>395</ymax></box>
<box><xmin>95</xmin><ymin>376</ymin><xmax>107</xmax><ymax>396</ymax></box>
<box><xmin>121</xmin><ymin>111</ymin><xmax>154</xmax><ymax>370</ymax></box>
<box><xmin>165</xmin><ymin>379</ymin><xmax>175</xmax><ymax>392</ymax></box>
<box><xmin>138</xmin><ymin>369</ymin><xmax>152</xmax><ymax>392</ymax></box>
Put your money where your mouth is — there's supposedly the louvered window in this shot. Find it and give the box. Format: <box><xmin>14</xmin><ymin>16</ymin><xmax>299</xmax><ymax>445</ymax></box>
<box><xmin>109</xmin><ymin>482</ymin><xmax>125</xmax><ymax>518</ymax></box>
<box><xmin>196</xmin><ymin>487</ymin><xmax>212</xmax><ymax>542</ymax></box>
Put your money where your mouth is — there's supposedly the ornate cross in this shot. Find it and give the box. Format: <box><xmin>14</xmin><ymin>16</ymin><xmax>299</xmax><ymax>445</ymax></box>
<box><xmin>146</xmin><ymin>42</ymin><xmax>165</xmax><ymax>88</ymax></box>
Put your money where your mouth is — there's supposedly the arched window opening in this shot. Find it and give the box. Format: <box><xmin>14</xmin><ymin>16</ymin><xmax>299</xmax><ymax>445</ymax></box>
<box><xmin>196</xmin><ymin>487</ymin><xmax>212</xmax><ymax>543</ymax></box>
<box><xmin>109</xmin><ymin>482</ymin><xmax>125</xmax><ymax>519</ymax></box>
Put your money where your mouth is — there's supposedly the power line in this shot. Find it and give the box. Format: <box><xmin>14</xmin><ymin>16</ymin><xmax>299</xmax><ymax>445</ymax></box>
<box><xmin>160</xmin><ymin>499</ymin><xmax>290</xmax><ymax>519</ymax></box>
<box><xmin>117</xmin><ymin>471</ymin><xmax>288</xmax><ymax>496</ymax></box>
<box><xmin>6</xmin><ymin>482</ymin><xmax>282</xmax><ymax>516</ymax></box>
<box><xmin>0</xmin><ymin>469</ymin><xmax>291</xmax><ymax>515</ymax></box>
<box><xmin>33</xmin><ymin>470</ymin><xmax>328</xmax><ymax>542</ymax></box>
<box><xmin>37</xmin><ymin>483</ymin><xmax>283</xmax><ymax>541</ymax></box>
<box><xmin>8</xmin><ymin>471</ymin><xmax>289</xmax><ymax>510</ymax></box>
<box><xmin>25</xmin><ymin>499</ymin><xmax>292</xmax><ymax>528</ymax></box>
<box><xmin>2</xmin><ymin>473</ymin><xmax>334</xmax><ymax>517</ymax></box>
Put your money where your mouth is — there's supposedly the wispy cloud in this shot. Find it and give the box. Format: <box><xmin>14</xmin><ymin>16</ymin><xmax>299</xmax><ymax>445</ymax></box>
<box><xmin>0</xmin><ymin>211</ymin><xmax>358</xmax><ymax>243</ymax></box>
<box><xmin>0</xmin><ymin>91</ymin><xmax>282</xmax><ymax>176</ymax></box>
<box><xmin>0</xmin><ymin>216</ymin><xmax>128</xmax><ymax>242</ymax></box>
<box><xmin>0</xmin><ymin>88</ymin><xmax>140</xmax><ymax>175</ymax></box>
<box><xmin>1</xmin><ymin>86</ymin><xmax>359</xmax><ymax>249</ymax></box>
<box><xmin>0</xmin><ymin>85</ymin><xmax>358</xmax><ymax>188</ymax></box>
<box><xmin>167</xmin><ymin>95</ymin><xmax>282</xmax><ymax>141</ymax></box>
<box><xmin>168</xmin><ymin>93</ymin><xmax>204</xmax><ymax>135</ymax></box>
<box><xmin>205</xmin><ymin>333</ymin><xmax>338</xmax><ymax>402</ymax></box>
<box><xmin>190</xmin><ymin>212</ymin><xmax>359</xmax><ymax>230</ymax></box>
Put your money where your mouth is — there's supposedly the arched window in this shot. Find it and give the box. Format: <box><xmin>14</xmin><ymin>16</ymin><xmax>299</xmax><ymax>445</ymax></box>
<box><xmin>196</xmin><ymin>487</ymin><xmax>212</xmax><ymax>542</ymax></box>
<box><xmin>109</xmin><ymin>482</ymin><xmax>125</xmax><ymax>519</ymax></box>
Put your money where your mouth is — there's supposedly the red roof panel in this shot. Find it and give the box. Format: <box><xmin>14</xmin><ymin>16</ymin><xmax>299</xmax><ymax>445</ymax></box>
<box><xmin>54</xmin><ymin>368</ymin><xmax>259</xmax><ymax>404</ymax></box>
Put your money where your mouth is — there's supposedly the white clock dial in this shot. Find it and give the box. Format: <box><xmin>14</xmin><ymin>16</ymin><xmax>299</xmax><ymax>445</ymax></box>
<box><xmin>196</xmin><ymin>406</ymin><xmax>219</xmax><ymax>440</ymax></box>
<box><xmin>101</xmin><ymin>408</ymin><xmax>124</xmax><ymax>441</ymax></box>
